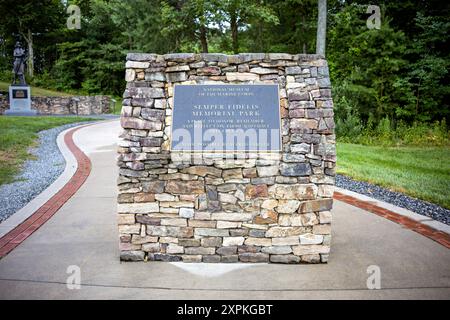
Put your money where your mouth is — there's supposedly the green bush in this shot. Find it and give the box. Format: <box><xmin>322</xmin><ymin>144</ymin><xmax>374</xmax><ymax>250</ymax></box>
<box><xmin>396</xmin><ymin>120</ymin><xmax>449</xmax><ymax>146</ymax></box>
<box><xmin>336</xmin><ymin>113</ymin><xmax>449</xmax><ymax>147</ymax></box>
<box><xmin>30</xmin><ymin>71</ymin><xmax>58</xmax><ymax>90</ymax></box>
<box><xmin>334</xmin><ymin>96</ymin><xmax>363</xmax><ymax>142</ymax></box>
<box><xmin>0</xmin><ymin>69</ymin><xmax>11</xmax><ymax>82</ymax></box>
<box><xmin>374</xmin><ymin>117</ymin><xmax>393</xmax><ymax>143</ymax></box>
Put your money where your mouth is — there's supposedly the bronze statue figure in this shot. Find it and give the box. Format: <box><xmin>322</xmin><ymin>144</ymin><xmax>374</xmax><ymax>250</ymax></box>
<box><xmin>12</xmin><ymin>41</ymin><xmax>27</xmax><ymax>85</ymax></box>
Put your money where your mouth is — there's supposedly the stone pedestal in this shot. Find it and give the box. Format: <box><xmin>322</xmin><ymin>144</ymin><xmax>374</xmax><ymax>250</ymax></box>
<box><xmin>5</xmin><ymin>85</ymin><xmax>36</xmax><ymax>115</ymax></box>
<box><xmin>118</xmin><ymin>53</ymin><xmax>336</xmax><ymax>264</ymax></box>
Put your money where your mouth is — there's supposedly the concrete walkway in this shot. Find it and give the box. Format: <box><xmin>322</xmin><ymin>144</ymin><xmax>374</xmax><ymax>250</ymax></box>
<box><xmin>0</xmin><ymin>120</ymin><xmax>449</xmax><ymax>299</ymax></box>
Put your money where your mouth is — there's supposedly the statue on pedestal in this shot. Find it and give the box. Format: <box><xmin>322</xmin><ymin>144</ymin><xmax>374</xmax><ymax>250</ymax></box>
<box><xmin>12</xmin><ymin>42</ymin><xmax>27</xmax><ymax>85</ymax></box>
<box><xmin>6</xmin><ymin>41</ymin><xmax>34</xmax><ymax>115</ymax></box>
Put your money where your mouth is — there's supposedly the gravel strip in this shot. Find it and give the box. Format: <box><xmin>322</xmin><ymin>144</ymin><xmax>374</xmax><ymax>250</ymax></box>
<box><xmin>2</xmin><ymin>122</ymin><xmax>448</xmax><ymax>228</ymax></box>
<box><xmin>0</xmin><ymin>122</ymin><xmax>94</xmax><ymax>223</ymax></box>
<box><xmin>336</xmin><ymin>174</ymin><xmax>450</xmax><ymax>225</ymax></box>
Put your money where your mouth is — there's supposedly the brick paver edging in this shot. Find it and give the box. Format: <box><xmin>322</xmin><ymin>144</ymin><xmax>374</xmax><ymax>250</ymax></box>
<box><xmin>334</xmin><ymin>191</ymin><xmax>450</xmax><ymax>249</ymax></box>
<box><xmin>1</xmin><ymin>127</ymin><xmax>447</xmax><ymax>258</ymax></box>
<box><xmin>0</xmin><ymin>125</ymin><xmax>92</xmax><ymax>258</ymax></box>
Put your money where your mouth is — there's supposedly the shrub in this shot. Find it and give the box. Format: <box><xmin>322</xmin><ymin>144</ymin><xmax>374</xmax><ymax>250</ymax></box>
<box><xmin>374</xmin><ymin>117</ymin><xmax>393</xmax><ymax>145</ymax></box>
<box><xmin>336</xmin><ymin>117</ymin><xmax>449</xmax><ymax>147</ymax></box>
<box><xmin>334</xmin><ymin>96</ymin><xmax>363</xmax><ymax>142</ymax></box>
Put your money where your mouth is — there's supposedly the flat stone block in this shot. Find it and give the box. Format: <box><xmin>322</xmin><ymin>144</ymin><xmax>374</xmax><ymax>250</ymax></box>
<box><xmin>270</xmin><ymin>254</ymin><xmax>300</xmax><ymax>264</ymax></box>
<box><xmin>239</xmin><ymin>253</ymin><xmax>269</xmax><ymax>263</ymax></box>
<box><xmin>120</xmin><ymin>251</ymin><xmax>145</xmax><ymax>261</ymax></box>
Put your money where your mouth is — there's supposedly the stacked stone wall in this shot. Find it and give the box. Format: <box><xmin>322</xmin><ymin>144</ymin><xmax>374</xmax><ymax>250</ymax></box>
<box><xmin>0</xmin><ymin>95</ymin><xmax>111</xmax><ymax>115</ymax></box>
<box><xmin>118</xmin><ymin>53</ymin><xmax>336</xmax><ymax>263</ymax></box>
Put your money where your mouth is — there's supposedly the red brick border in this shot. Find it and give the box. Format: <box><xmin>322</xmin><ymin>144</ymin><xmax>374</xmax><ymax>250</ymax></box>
<box><xmin>0</xmin><ymin>125</ymin><xmax>92</xmax><ymax>258</ymax></box>
<box><xmin>334</xmin><ymin>191</ymin><xmax>450</xmax><ymax>249</ymax></box>
<box><xmin>2</xmin><ymin>130</ymin><xmax>448</xmax><ymax>258</ymax></box>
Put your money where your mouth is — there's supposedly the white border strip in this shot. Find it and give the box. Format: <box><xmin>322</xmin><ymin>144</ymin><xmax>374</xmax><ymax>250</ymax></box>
<box><xmin>335</xmin><ymin>186</ymin><xmax>450</xmax><ymax>235</ymax></box>
<box><xmin>0</xmin><ymin>125</ymin><xmax>83</xmax><ymax>238</ymax></box>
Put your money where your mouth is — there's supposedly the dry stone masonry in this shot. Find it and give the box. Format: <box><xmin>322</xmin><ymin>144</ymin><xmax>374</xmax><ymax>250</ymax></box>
<box><xmin>0</xmin><ymin>95</ymin><xmax>111</xmax><ymax>115</ymax></box>
<box><xmin>118</xmin><ymin>53</ymin><xmax>336</xmax><ymax>263</ymax></box>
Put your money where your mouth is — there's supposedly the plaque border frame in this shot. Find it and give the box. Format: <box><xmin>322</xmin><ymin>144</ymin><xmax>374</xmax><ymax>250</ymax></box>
<box><xmin>170</xmin><ymin>83</ymin><xmax>282</xmax><ymax>154</ymax></box>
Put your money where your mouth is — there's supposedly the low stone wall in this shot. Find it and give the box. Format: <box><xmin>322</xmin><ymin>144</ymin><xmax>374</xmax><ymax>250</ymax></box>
<box><xmin>118</xmin><ymin>53</ymin><xmax>336</xmax><ymax>264</ymax></box>
<box><xmin>0</xmin><ymin>95</ymin><xmax>111</xmax><ymax>115</ymax></box>
<box><xmin>0</xmin><ymin>97</ymin><xmax>8</xmax><ymax>114</ymax></box>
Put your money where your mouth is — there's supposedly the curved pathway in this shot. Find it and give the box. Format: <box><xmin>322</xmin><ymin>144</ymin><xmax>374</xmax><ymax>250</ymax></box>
<box><xmin>0</xmin><ymin>120</ymin><xmax>449</xmax><ymax>299</ymax></box>
<box><xmin>0</xmin><ymin>124</ymin><xmax>92</xmax><ymax>257</ymax></box>
<box><xmin>0</xmin><ymin>122</ymin><xmax>92</xmax><ymax>223</ymax></box>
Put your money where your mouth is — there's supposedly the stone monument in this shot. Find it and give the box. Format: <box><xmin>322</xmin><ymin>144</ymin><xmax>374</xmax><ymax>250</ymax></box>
<box><xmin>6</xmin><ymin>41</ymin><xmax>35</xmax><ymax>115</ymax></box>
<box><xmin>118</xmin><ymin>53</ymin><xmax>336</xmax><ymax>264</ymax></box>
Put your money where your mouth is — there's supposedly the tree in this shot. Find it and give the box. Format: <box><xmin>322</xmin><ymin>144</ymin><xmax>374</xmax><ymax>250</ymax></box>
<box><xmin>51</xmin><ymin>0</ymin><xmax>127</xmax><ymax>95</ymax></box>
<box><xmin>403</xmin><ymin>13</ymin><xmax>450</xmax><ymax>122</ymax></box>
<box><xmin>161</xmin><ymin>0</ymin><xmax>220</xmax><ymax>53</ymax></box>
<box><xmin>107</xmin><ymin>0</ymin><xmax>173</xmax><ymax>53</ymax></box>
<box><xmin>0</xmin><ymin>0</ymin><xmax>446</xmax><ymax>127</ymax></box>
<box><xmin>0</xmin><ymin>0</ymin><xmax>64</xmax><ymax>78</ymax></box>
<box><xmin>241</xmin><ymin>0</ymin><xmax>316</xmax><ymax>53</ymax></box>
<box><xmin>327</xmin><ymin>4</ymin><xmax>410</xmax><ymax>123</ymax></box>
<box><xmin>219</xmin><ymin>0</ymin><xmax>279</xmax><ymax>54</ymax></box>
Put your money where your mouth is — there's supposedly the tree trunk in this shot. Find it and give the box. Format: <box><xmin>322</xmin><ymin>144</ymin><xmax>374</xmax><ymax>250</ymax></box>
<box><xmin>231</xmin><ymin>13</ymin><xmax>238</xmax><ymax>54</ymax></box>
<box><xmin>27</xmin><ymin>29</ymin><xmax>33</xmax><ymax>78</ymax></box>
<box><xmin>316</xmin><ymin>0</ymin><xmax>327</xmax><ymax>56</ymax></box>
<box><xmin>20</xmin><ymin>28</ymin><xmax>34</xmax><ymax>78</ymax></box>
<box><xmin>199</xmin><ymin>25</ymin><xmax>208</xmax><ymax>53</ymax></box>
<box><xmin>257</xmin><ymin>23</ymin><xmax>263</xmax><ymax>51</ymax></box>
<box><xmin>302</xmin><ymin>14</ymin><xmax>307</xmax><ymax>54</ymax></box>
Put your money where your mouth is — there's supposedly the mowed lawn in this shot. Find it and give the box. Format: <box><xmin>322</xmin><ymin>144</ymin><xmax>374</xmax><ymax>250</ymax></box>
<box><xmin>0</xmin><ymin>116</ymin><xmax>94</xmax><ymax>185</ymax></box>
<box><xmin>337</xmin><ymin>143</ymin><xmax>450</xmax><ymax>209</ymax></box>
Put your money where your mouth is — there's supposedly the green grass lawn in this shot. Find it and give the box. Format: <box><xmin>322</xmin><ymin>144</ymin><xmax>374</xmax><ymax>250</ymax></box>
<box><xmin>0</xmin><ymin>81</ymin><xmax>74</xmax><ymax>97</ymax></box>
<box><xmin>337</xmin><ymin>143</ymin><xmax>450</xmax><ymax>209</ymax></box>
<box><xmin>0</xmin><ymin>116</ymin><xmax>95</xmax><ymax>186</ymax></box>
